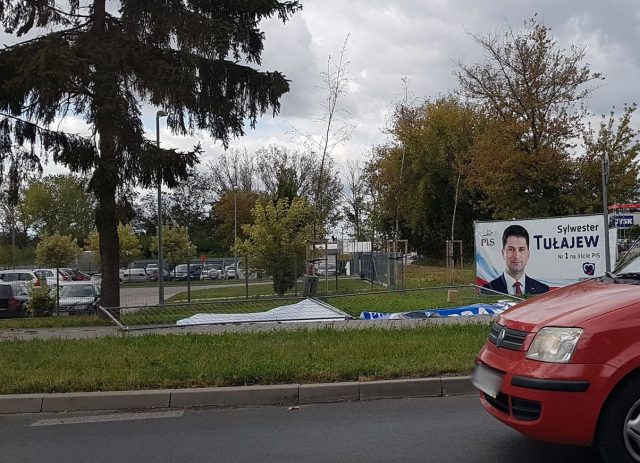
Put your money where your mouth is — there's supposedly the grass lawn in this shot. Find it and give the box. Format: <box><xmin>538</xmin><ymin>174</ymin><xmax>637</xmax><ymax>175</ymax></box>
<box><xmin>405</xmin><ymin>264</ymin><xmax>475</xmax><ymax>287</ymax></box>
<box><xmin>0</xmin><ymin>323</ymin><xmax>491</xmax><ymax>394</ymax></box>
<box><xmin>0</xmin><ymin>315</ymin><xmax>111</xmax><ymax>329</ymax></box>
<box><xmin>166</xmin><ymin>277</ymin><xmax>376</xmax><ymax>302</ymax></box>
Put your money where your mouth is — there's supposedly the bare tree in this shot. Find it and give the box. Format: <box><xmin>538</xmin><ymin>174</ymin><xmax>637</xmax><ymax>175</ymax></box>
<box><xmin>291</xmin><ymin>35</ymin><xmax>355</xmax><ymax>240</ymax></box>
<box><xmin>341</xmin><ymin>160</ymin><xmax>369</xmax><ymax>241</ymax></box>
<box><xmin>205</xmin><ymin>149</ymin><xmax>256</xmax><ymax>196</ymax></box>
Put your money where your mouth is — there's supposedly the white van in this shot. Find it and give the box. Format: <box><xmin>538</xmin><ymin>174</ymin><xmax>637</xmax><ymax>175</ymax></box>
<box><xmin>120</xmin><ymin>268</ymin><xmax>148</xmax><ymax>283</ymax></box>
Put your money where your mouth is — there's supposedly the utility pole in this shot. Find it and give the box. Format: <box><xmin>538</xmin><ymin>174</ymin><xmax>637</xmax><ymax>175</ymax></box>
<box><xmin>156</xmin><ymin>110</ymin><xmax>167</xmax><ymax>304</ymax></box>
<box><xmin>602</xmin><ymin>150</ymin><xmax>611</xmax><ymax>272</ymax></box>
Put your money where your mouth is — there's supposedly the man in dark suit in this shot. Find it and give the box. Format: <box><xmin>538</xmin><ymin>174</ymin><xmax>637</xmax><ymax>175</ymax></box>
<box><xmin>482</xmin><ymin>225</ymin><xmax>549</xmax><ymax>295</ymax></box>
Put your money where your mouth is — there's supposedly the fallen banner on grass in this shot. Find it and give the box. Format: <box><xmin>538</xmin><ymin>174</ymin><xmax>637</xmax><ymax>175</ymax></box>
<box><xmin>176</xmin><ymin>298</ymin><xmax>350</xmax><ymax>326</ymax></box>
<box><xmin>359</xmin><ymin>300</ymin><xmax>519</xmax><ymax>320</ymax></box>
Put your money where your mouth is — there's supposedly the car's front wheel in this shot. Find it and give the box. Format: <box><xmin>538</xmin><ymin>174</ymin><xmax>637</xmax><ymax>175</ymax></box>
<box><xmin>596</xmin><ymin>374</ymin><xmax>640</xmax><ymax>462</ymax></box>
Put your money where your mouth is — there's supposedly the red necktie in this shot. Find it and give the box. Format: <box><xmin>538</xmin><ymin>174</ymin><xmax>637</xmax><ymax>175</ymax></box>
<box><xmin>514</xmin><ymin>282</ymin><xmax>523</xmax><ymax>295</ymax></box>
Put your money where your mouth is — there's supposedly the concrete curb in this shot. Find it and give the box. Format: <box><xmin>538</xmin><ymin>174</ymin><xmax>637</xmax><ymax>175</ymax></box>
<box><xmin>0</xmin><ymin>376</ymin><xmax>476</xmax><ymax>415</ymax></box>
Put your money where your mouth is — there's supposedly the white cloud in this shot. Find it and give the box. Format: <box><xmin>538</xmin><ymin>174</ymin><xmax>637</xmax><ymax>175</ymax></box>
<box><xmin>9</xmin><ymin>1</ymin><xmax>640</xmax><ymax>181</ymax></box>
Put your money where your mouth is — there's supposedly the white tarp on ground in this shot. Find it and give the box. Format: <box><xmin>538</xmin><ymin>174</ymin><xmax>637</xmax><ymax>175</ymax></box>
<box><xmin>176</xmin><ymin>298</ymin><xmax>350</xmax><ymax>326</ymax></box>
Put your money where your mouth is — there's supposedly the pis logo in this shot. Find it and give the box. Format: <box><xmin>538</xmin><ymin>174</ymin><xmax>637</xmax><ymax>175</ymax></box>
<box><xmin>583</xmin><ymin>262</ymin><xmax>595</xmax><ymax>276</ymax></box>
<box><xmin>480</xmin><ymin>229</ymin><xmax>495</xmax><ymax>246</ymax></box>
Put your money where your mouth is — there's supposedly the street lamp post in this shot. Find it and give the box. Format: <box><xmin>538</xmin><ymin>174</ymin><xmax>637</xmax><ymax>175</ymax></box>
<box><xmin>602</xmin><ymin>151</ymin><xmax>611</xmax><ymax>273</ymax></box>
<box><xmin>233</xmin><ymin>184</ymin><xmax>239</xmax><ymax>276</ymax></box>
<box><xmin>156</xmin><ymin>110</ymin><xmax>167</xmax><ymax>304</ymax></box>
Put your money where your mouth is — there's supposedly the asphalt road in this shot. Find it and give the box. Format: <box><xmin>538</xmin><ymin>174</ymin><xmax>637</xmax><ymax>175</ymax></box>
<box><xmin>0</xmin><ymin>395</ymin><xmax>597</xmax><ymax>462</ymax></box>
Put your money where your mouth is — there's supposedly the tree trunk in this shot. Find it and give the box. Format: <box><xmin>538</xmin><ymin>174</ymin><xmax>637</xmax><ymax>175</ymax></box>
<box><xmin>92</xmin><ymin>0</ymin><xmax>120</xmax><ymax>308</ymax></box>
<box><xmin>93</xmin><ymin>99</ymin><xmax>120</xmax><ymax>308</ymax></box>
<box><xmin>95</xmin><ymin>163</ymin><xmax>120</xmax><ymax>308</ymax></box>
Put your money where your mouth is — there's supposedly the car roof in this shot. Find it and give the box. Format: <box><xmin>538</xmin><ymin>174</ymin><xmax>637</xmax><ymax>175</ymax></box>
<box><xmin>58</xmin><ymin>281</ymin><xmax>99</xmax><ymax>286</ymax></box>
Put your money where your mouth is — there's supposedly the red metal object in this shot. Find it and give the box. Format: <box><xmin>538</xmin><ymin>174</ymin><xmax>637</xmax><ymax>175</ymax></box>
<box><xmin>7</xmin><ymin>297</ymin><xmax>18</xmax><ymax>311</ymax></box>
<box><xmin>475</xmin><ymin>279</ymin><xmax>640</xmax><ymax>446</ymax></box>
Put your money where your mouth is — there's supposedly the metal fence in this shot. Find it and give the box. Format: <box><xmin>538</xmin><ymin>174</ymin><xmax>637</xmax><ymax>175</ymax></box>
<box><xmin>350</xmin><ymin>252</ymin><xmax>406</xmax><ymax>289</ymax></box>
<box><xmin>95</xmin><ymin>285</ymin><xmax>521</xmax><ymax>331</ymax></box>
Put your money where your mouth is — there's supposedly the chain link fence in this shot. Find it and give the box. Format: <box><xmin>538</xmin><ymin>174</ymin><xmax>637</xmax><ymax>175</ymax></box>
<box><xmin>346</xmin><ymin>252</ymin><xmax>407</xmax><ymax>289</ymax></box>
<box><xmin>2</xmin><ymin>251</ymin><xmax>511</xmax><ymax>326</ymax></box>
<box><xmin>95</xmin><ymin>285</ymin><xmax>521</xmax><ymax>330</ymax></box>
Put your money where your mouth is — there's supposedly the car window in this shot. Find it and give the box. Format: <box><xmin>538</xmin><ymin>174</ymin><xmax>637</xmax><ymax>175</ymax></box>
<box><xmin>3</xmin><ymin>273</ymin><xmax>19</xmax><ymax>281</ymax></box>
<box><xmin>175</xmin><ymin>265</ymin><xmax>187</xmax><ymax>272</ymax></box>
<box><xmin>61</xmin><ymin>285</ymin><xmax>93</xmax><ymax>298</ymax></box>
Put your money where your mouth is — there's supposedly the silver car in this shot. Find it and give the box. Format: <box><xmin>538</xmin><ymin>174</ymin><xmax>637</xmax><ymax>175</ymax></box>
<box><xmin>200</xmin><ymin>264</ymin><xmax>223</xmax><ymax>280</ymax></box>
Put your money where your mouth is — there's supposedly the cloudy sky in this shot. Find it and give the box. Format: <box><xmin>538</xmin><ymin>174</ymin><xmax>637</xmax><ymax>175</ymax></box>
<box><xmin>43</xmin><ymin>1</ymin><xmax>640</xmax><ymax>174</ymax></box>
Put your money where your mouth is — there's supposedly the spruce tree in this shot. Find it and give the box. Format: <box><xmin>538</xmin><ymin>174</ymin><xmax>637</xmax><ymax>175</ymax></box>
<box><xmin>0</xmin><ymin>0</ymin><xmax>301</xmax><ymax>306</ymax></box>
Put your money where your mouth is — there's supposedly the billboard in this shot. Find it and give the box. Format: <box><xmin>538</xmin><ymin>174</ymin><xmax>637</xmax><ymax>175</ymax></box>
<box><xmin>475</xmin><ymin>215</ymin><xmax>616</xmax><ymax>293</ymax></box>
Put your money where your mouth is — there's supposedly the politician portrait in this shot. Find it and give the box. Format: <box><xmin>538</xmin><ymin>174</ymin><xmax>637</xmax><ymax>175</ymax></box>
<box><xmin>482</xmin><ymin>224</ymin><xmax>549</xmax><ymax>295</ymax></box>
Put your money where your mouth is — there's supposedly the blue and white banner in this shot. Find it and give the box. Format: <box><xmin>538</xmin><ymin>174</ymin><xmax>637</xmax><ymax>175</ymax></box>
<box><xmin>360</xmin><ymin>301</ymin><xmax>518</xmax><ymax>320</ymax></box>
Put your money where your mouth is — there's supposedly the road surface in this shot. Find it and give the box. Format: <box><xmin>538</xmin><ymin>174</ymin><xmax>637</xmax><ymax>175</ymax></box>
<box><xmin>0</xmin><ymin>395</ymin><xmax>596</xmax><ymax>462</ymax></box>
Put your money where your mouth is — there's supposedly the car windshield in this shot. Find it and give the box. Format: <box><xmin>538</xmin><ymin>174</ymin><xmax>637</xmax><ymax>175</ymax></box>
<box><xmin>614</xmin><ymin>237</ymin><xmax>640</xmax><ymax>275</ymax></box>
<box><xmin>60</xmin><ymin>285</ymin><xmax>95</xmax><ymax>298</ymax></box>
<box><xmin>1</xmin><ymin>273</ymin><xmax>21</xmax><ymax>281</ymax></box>
<box><xmin>175</xmin><ymin>265</ymin><xmax>188</xmax><ymax>272</ymax></box>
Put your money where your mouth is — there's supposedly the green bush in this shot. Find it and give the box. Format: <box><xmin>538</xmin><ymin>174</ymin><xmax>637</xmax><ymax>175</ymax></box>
<box><xmin>28</xmin><ymin>285</ymin><xmax>55</xmax><ymax>317</ymax></box>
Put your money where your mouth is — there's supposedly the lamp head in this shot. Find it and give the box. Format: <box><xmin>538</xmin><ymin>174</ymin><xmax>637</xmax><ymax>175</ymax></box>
<box><xmin>156</xmin><ymin>110</ymin><xmax>167</xmax><ymax>118</ymax></box>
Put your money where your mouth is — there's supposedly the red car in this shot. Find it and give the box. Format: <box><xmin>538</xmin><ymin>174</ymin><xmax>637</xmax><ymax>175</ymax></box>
<box><xmin>473</xmin><ymin>268</ymin><xmax>640</xmax><ymax>462</ymax></box>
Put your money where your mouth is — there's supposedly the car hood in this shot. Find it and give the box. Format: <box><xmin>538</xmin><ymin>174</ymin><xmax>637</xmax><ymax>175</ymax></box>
<box><xmin>499</xmin><ymin>279</ymin><xmax>640</xmax><ymax>332</ymax></box>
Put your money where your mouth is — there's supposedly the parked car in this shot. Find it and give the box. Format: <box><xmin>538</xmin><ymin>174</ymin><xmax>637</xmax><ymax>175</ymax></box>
<box><xmin>0</xmin><ymin>281</ymin><xmax>30</xmax><ymax>318</ymax></box>
<box><xmin>55</xmin><ymin>282</ymin><xmax>101</xmax><ymax>315</ymax></box>
<box><xmin>34</xmin><ymin>268</ymin><xmax>70</xmax><ymax>284</ymax></box>
<box><xmin>0</xmin><ymin>269</ymin><xmax>51</xmax><ymax>287</ymax></box>
<box><xmin>316</xmin><ymin>263</ymin><xmax>337</xmax><ymax>276</ymax></box>
<box><xmin>173</xmin><ymin>264</ymin><xmax>202</xmax><ymax>281</ymax></box>
<box><xmin>224</xmin><ymin>265</ymin><xmax>237</xmax><ymax>279</ymax></box>
<box><xmin>60</xmin><ymin>268</ymin><xmax>91</xmax><ymax>281</ymax></box>
<box><xmin>119</xmin><ymin>268</ymin><xmax>148</xmax><ymax>283</ymax></box>
<box><xmin>200</xmin><ymin>264</ymin><xmax>223</xmax><ymax>280</ymax></box>
<box><xmin>472</xmin><ymin>244</ymin><xmax>640</xmax><ymax>462</ymax></box>
<box><xmin>145</xmin><ymin>263</ymin><xmax>158</xmax><ymax>276</ymax></box>
<box><xmin>148</xmin><ymin>268</ymin><xmax>174</xmax><ymax>282</ymax></box>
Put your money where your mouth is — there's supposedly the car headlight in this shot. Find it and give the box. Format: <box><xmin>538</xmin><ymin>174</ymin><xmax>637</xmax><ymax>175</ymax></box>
<box><xmin>526</xmin><ymin>327</ymin><xmax>583</xmax><ymax>363</ymax></box>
